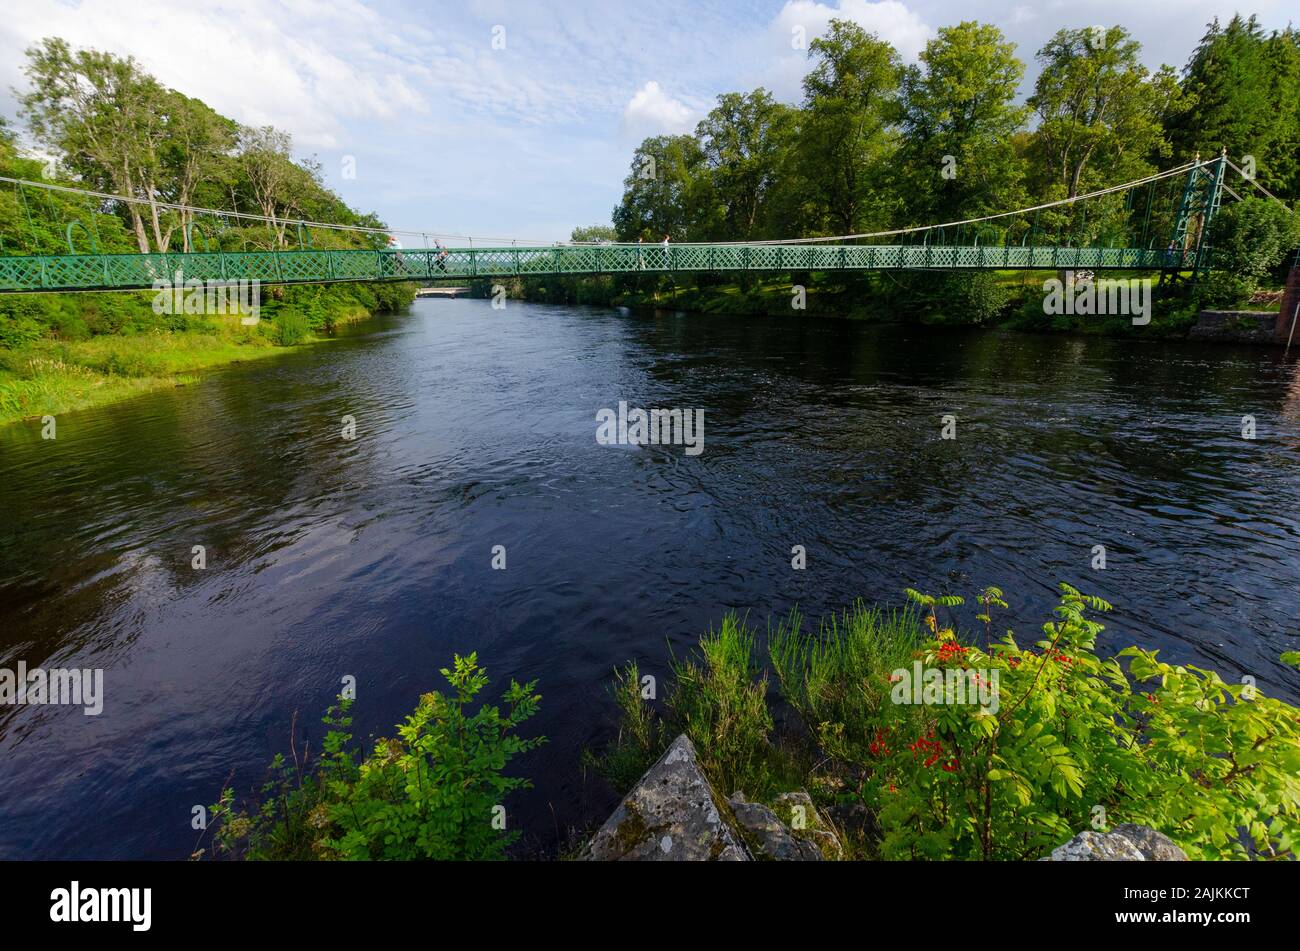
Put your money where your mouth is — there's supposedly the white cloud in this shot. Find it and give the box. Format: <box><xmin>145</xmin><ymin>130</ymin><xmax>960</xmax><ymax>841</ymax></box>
<box><xmin>1008</xmin><ymin>5</ymin><xmax>1038</xmax><ymax>25</ymax></box>
<box><xmin>620</xmin><ymin>81</ymin><xmax>696</xmax><ymax>141</ymax></box>
<box><xmin>0</xmin><ymin>0</ymin><xmax>430</xmax><ymax>150</ymax></box>
<box><xmin>761</xmin><ymin>0</ymin><xmax>934</xmax><ymax>101</ymax></box>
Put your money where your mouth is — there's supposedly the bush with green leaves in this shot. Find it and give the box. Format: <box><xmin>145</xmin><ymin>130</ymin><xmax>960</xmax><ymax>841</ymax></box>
<box><xmin>599</xmin><ymin>584</ymin><xmax>1300</xmax><ymax>860</ymax></box>
<box><xmin>208</xmin><ymin>653</ymin><xmax>544</xmax><ymax>861</ymax></box>
<box><xmin>811</xmin><ymin>585</ymin><xmax>1300</xmax><ymax>859</ymax></box>
<box><xmin>1207</xmin><ymin>196</ymin><xmax>1299</xmax><ymax>288</ymax></box>
<box><xmin>1194</xmin><ymin>271</ymin><xmax>1255</xmax><ymax>309</ymax></box>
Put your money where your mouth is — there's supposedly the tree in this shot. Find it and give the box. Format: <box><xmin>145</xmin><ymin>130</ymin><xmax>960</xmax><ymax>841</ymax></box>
<box><xmin>1169</xmin><ymin>17</ymin><xmax>1300</xmax><ymax>201</ymax></box>
<box><xmin>695</xmin><ymin>89</ymin><xmax>796</xmax><ymax>240</ymax></box>
<box><xmin>570</xmin><ymin>224</ymin><xmax>617</xmax><ymax>243</ymax></box>
<box><xmin>1029</xmin><ymin>26</ymin><xmax>1179</xmax><ymax>200</ymax></box>
<box><xmin>612</xmin><ymin>134</ymin><xmax>713</xmax><ymax>241</ymax></box>
<box><xmin>237</xmin><ymin>125</ymin><xmax>299</xmax><ymax>248</ymax></box>
<box><xmin>158</xmin><ymin>93</ymin><xmax>236</xmax><ymax>251</ymax></box>
<box><xmin>19</xmin><ymin>37</ymin><xmax>168</xmax><ymax>252</ymax></box>
<box><xmin>1207</xmin><ymin>196</ymin><xmax>1300</xmax><ymax>287</ymax></box>
<box><xmin>898</xmin><ymin>22</ymin><xmax>1029</xmax><ymax>227</ymax></box>
<box><xmin>1264</xmin><ymin>29</ymin><xmax>1300</xmax><ymax>199</ymax></box>
<box><xmin>798</xmin><ymin>19</ymin><xmax>901</xmax><ymax>235</ymax></box>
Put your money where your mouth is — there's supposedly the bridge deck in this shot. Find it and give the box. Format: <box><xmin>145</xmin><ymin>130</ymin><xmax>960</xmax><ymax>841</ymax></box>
<box><xmin>0</xmin><ymin>244</ymin><xmax>1190</xmax><ymax>293</ymax></box>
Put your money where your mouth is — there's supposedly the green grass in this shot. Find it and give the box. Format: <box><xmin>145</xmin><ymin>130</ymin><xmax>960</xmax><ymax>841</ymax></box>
<box><xmin>579</xmin><ymin>661</ymin><xmax>667</xmax><ymax>792</ymax></box>
<box><xmin>584</xmin><ymin>602</ymin><xmax>932</xmax><ymax>856</ymax></box>
<box><xmin>587</xmin><ymin>604</ymin><xmax>928</xmax><ymax>806</ymax></box>
<box><xmin>769</xmin><ymin>602</ymin><xmax>926</xmax><ymax>748</ymax></box>
<box><xmin>668</xmin><ymin>614</ymin><xmax>777</xmax><ymax>798</ymax></box>
<box><xmin>0</xmin><ymin>329</ymin><xmax>288</xmax><ymax>425</ymax></box>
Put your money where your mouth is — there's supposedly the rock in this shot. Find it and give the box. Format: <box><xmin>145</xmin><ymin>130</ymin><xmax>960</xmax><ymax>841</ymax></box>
<box><xmin>727</xmin><ymin>793</ymin><xmax>821</xmax><ymax>861</ymax></box>
<box><xmin>825</xmin><ymin>800</ymin><xmax>879</xmax><ymax>844</ymax></box>
<box><xmin>774</xmin><ymin>790</ymin><xmax>843</xmax><ymax>860</ymax></box>
<box><xmin>1112</xmin><ymin>824</ymin><xmax>1188</xmax><ymax>861</ymax></box>
<box><xmin>1046</xmin><ymin>830</ymin><xmax>1146</xmax><ymax>861</ymax></box>
<box><xmin>1044</xmin><ymin>825</ymin><xmax>1188</xmax><ymax>861</ymax></box>
<box><xmin>581</xmin><ymin>734</ymin><xmax>750</xmax><ymax>861</ymax></box>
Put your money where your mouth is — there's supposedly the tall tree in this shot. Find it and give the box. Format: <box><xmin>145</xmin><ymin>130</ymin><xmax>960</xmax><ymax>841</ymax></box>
<box><xmin>19</xmin><ymin>37</ymin><xmax>168</xmax><ymax>252</ymax></box>
<box><xmin>798</xmin><ymin>19</ymin><xmax>901</xmax><ymax>235</ymax></box>
<box><xmin>237</xmin><ymin>125</ymin><xmax>319</xmax><ymax>248</ymax></box>
<box><xmin>695</xmin><ymin>89</ymin><xmax>795</xmax><ymax>240</ymax></box>
<box><xmin>1169</xmin><ymin>17</ymin><xmax>1300</xmax><ymax>200</ymax></box>
<box><xmin>612</xmin><ymin>134</ymin><xmax>714</xmax><ymax>241</ymax></box>
<box><xmin>898</xmin><ymin>21</ymin><xmax>1028</xmax><ymax>226</ymax></box>
<box><xmin>158</xmin><ymin>93</ymin><xmax>236</xmax><ymax>251</ymax></box>
<box><xmin>1029</xmin><ymin>26</ymin><xmax>1179</xmax><ymax>200</ymax></box>
<box><xmin>570</xmin><ymin>224</ymin><xmax>617</xmax><ymax>243</ymax></box>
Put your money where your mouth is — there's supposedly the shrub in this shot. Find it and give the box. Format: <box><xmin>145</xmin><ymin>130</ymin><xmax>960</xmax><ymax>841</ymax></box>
<box><xmin>208</xmin><ymin>654</ymin><xmax>544</xmax><ymax>861</ymax></box>
<box><xmin>1207</xmin><ymin>197</ymin><xmax>1299</xmax><ymax>288</ymax></box>
<box><xmin>601</xmin><ymin>584</ymin><xmax>1300</xmax><ymax>860</ymax></box>
<box><xmin>273</xmin><ymin>308</ymin><xmax>309</xmax><ymax>346</ymax></box>
<box><xmin>1195</xmin><ymin>271</ymin><xmax>1254</xmax><ymax>309</ymax></box>
<box><xmin>814</xmin><ymin>585</ymin><xmax>1300</xmax><ymax>860</ymax></box>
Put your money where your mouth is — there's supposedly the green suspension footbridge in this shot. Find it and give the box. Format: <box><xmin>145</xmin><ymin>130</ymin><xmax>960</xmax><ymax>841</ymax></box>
<box><xmin>0</xmin><ymin>153</ymin><xmax>1246</xmax><ymax>295</ymax></box>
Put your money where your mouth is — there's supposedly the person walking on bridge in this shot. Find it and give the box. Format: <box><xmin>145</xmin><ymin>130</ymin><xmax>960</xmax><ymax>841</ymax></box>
<box><xmin>637</xmin><ymin>235</ymin><xmax>644</xmax><ymax>270</ymax></box>
<box><xmin>662</xmin><ymin>233</ymin><xmax>670</xmax><ymax>269</ymax></box>
<box><xmin>388</xmin><ymin>234</ymin><xmax>408</xmax><ymax>274</ymax></box>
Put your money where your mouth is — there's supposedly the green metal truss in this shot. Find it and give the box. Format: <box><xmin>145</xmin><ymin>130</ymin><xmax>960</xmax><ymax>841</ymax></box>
<box><xmin>0</xmin><ymin>243</ymin><xmax>1191</xmax><ymax>294</ymax></box>
<box><xmin>1170</xmin><ymin>152</ymin><xmax>1227</xmax><ymax>278</ymax></box>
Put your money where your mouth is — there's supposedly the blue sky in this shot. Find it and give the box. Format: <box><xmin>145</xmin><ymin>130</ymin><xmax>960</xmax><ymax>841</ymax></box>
<box><xmin>2</xmin><ymin>0</ymin><xmax>1294</xmax><ymax>243</ymax></box>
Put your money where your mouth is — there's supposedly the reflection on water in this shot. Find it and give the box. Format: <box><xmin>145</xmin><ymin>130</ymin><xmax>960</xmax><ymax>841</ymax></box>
<box><xmin>1</xmin><ymin>300</ymin><xmax>1299</xmax><ymax>858</ymax></box>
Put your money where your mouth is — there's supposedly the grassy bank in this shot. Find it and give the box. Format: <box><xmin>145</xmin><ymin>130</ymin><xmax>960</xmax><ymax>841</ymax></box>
<box><xmin>0</xmin><ymin>330</ymin><xmax>286</xmax><ymax>424</ymax></box>
<box><xmin>480</xmin><ymin>266</ymin><xmax>1287</xmax><ymax>339</ymax></box>
<box><xmin>0</xmin><ymin>281</ymin><xmax>416</xmax><ymax>426</ymax></box>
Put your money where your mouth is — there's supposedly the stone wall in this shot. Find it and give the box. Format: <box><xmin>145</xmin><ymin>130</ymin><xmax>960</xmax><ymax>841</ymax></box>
<box><xmin>1189</xmin><ymin>310</ymin><xmax>1281</xmax><ymax>344</ymax></box>
<box><xmin>1277</xmin><ymin>266</ymin><xmax>1300</xmax><ymax>344</ymax></box>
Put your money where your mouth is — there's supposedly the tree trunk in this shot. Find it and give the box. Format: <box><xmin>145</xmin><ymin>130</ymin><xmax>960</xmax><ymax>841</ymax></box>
<box><xmin>130</xmin><ymin>208</ymin><xmax>149</xmax><ymax>254</ymax></box>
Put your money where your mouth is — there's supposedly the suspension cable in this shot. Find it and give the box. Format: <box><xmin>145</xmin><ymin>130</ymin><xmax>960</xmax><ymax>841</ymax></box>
<box><xmin>0</xmin><ymin>159</ymin><xmax>1213</xmax><ymax>251</ymax></box>
<box><xmin>0</xmin><ymin>174</ymin><xmax>560</xmax><ymax>247</ymax></box>
<box><xmin>1222</xmin><ymin>158</ymin><xmax>1294</xmax><ymax>212</ymax></box>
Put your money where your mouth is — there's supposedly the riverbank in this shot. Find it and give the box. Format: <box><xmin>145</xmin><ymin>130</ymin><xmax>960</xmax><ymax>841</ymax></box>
<box><xmin>477</xmin><ymin>269</ymin><xmax>1287</xmax><ymax>340</ymax></box>
<box><xmin>205</xmin><ymin>583</ymin><xmax>1300</xmax><ymax>861</ymax></box>
<box><xmin>0</xmin><ymin>282</ymin><xmax>416</xmax><ymax>426</ymax></box>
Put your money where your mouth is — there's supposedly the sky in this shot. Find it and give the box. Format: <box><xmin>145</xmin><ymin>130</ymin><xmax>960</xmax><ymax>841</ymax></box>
<box><xmin>0</xmin><ymin>0</ymin><xmax>1293</xmax><ymax>243</ymax></box>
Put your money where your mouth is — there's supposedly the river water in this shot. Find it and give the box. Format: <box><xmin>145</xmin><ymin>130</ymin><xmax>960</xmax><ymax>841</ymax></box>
<box><xmin>2</xmin><ymin>298</ymin><xmax>1299</xmax><ymax>858</ymax></box>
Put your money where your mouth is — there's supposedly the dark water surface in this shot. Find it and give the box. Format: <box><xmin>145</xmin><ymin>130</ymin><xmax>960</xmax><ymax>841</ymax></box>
<box><xmin>2</xmin><ymin>299</ymin><xmax>1299</xmax><ymax>859</ymax></box>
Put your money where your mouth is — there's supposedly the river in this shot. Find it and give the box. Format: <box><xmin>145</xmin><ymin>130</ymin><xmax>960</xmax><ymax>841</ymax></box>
<box><xmin>2</xmin><ymin>298</ymin><xmax>1299</xmax><ymax>858</ymax></box>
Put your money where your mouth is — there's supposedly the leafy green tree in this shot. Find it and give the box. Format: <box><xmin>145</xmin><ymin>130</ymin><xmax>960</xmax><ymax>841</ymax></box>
<box><xmin>798</xmin><ymin>19</ymin><xmax>901</xmax><ymax>235</ymax></box>
<box><xmin>1207</xmin><ymin>196</ymin><xmax>1300</xmax><ymax>286</ymax></box>
<box><xmin>236</xmin><ymin>125</ymin><xmax>327</xmax><ymax>248</ymax></box>
<box><xmin>570</xmin><ymin>223</ymin><xmax>617</xmax><ymax>243</ymax></box>
<box><xmin>1029</xmin><ymin>27</ymin><xmax>1180</xmax><ymax>200</ymax></box>
<box><xmin>1169</xmin><ymin>17</ymin><xmax>1300</xmax><ymax>200</ymax></box>
<box><xmin>1263</xmin><ymin>29</ymin><xmax>1300</xmax><ymax>200</ymax></box>
<box><xmin>898</xmin><ymin>21</ymin><xmax>1029</xmax><ymax>227</ymax></box>
<box><xmin>156</xmin><ymin>92</ymin><xmax>236</xmax><ymax>251</ymax></box>
<box><xmin>612</xmin><ymin>133</ymin><xmax>714</xmax><ymax>241</ymax></box>
<box><xmin>695</xmin><ymin>89</ymin><xmax>796</xmax><ymax>240</ymax></box>
<box><xmin>19</xmin><ymin>37</ymin><xmax>169</xmax><ymax>252</ymax></box>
